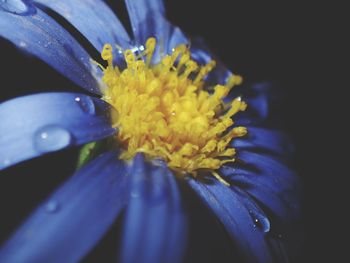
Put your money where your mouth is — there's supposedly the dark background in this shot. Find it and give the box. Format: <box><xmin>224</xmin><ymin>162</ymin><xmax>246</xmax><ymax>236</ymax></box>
<box><xmin>0</xmin><ymin>0</ymin><xmax>339</xmax><ymax>262</ymax></box>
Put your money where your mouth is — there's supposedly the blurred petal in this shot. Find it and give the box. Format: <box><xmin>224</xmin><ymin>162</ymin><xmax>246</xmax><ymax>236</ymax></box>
<box><xmin>120</xmin><ymin>154</ymin><xmax>187</xmax><ymax>263</ymax></box>
<box><xmin>0</xmin><ymin>151</ymin><xmax>129</xmax><ymax>263</ymax></box>
<box><xmin>190</xmin><ymin>37</ymin><xmax>232</xmax><ymax>86</ymax></box>
<box><xmin>33</xmin><ymin>0</ymin><xmax>131</xmax><ymax>51</ymax></box>
<box><xmin>125</xmin><ymin>0</ymin><xmax>188</xmax><ymax>59</ymax></box>
<box><xmin>187</xmin><ymin>177</ymin><xmax>273</xmax><ymax>263</ymax></box>
<box><xmin>0</xmin><ymin>6</ymin><xmax>99</xmax><ymax>93</ymax></box>
<box><xmin>234</xmin><ymin>81</ymin><xmax>289</xmax><ymax>127</ymax></box>
<box><xmin>266</xmin><ymin>229</ymin><xmax>304</xmax><ymax>263</ymax></box>
<box><xmin>189</xmin><ymin>38</ymin><xmax>277</xmax><ymax>121</ymax></box>
<box><xmin>232</xmin><ymin>83</ymin><xmax>270</xmax><ymax>126</ymax></box>
<box><xmin>267</xmin><ymin>236</ymin><xmax>291</xmax><ymax>262</ymax></box>
<box><xmin>0</xmin><ymin>92</ymin><xmax>116</xmax><ymax>170</ymax></box>
<box><xmin>232</xmin><ymin>126</ymin><xmax>295</xmax><ymax>158</ymax></box>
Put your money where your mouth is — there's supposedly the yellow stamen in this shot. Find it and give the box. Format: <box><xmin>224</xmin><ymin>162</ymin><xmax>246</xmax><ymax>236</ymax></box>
<box><xmin>212</xmin><ymin>171</ymin><xmax>230</xmax><ymax>186</ymax></box>
<box><xmin>100</xmin><ymin>38</ymin><xmax>247</xmax><ymax>184</ymax></box>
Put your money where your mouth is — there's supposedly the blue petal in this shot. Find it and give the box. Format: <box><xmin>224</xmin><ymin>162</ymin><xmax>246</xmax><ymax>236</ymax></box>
<box><xmin>33</xmin><ymin>0</ymin><xmax>131</xmax><ymax>51</ymax></box>
<box><xmin>0</xmin><ymin>92</ymin><xmax>116</xmax><ymax>170</ymax></box>
<box><xmin>220</xmin><ymin>151</ymin><xmax>301</xmax><ymax>221</ymax></box>
<box><xmin>232</xmin><ymin>189</ymin><xmax>299</xmax><ymax>263</ymax></box>
<box><xmin>237</xmin><ymin>151</ymin><xmax>299</xmax><ymax>190</ymax></box>
<box><xmin>125</xmin><ymin>0</ymin><xmax>165</xmax><ymax>37</ymax></box>
<box><xmin>232</xmin><ymin>126</ymin><xmax>295</xmax><ymax>158</ymax></box>
<box><xmin>229</xmin><ymin>173</ymin><xmax>294</xmax><ymax>222</ymax></box>
<box><xmin>0</xmin><ymin>0</ymin><xmax>36</xmax><ymax>15</ymax></box>
<box><xmin>125</xmin><ymin>0</ymin><xmax>188</xmax><ymax>59</ymax></box>
<box><xmin>131</xmin><ymin>0</ymin><xmax>166</xmax><ymax>15</ymax></box>
<box><xmin>120</xmin><ymin>154</ymin><xmax>187</xmax><ymax>263</ymax></box>
<box><xmin>0</xmin><ymin>151</ymin><xmax>129</xmax><ymax>263</ymax></box>
<box><xmin>0</xmin><ymin>6</ymin><xmax>99</xmax><ymax>93</ymax></box>
<box><xmin>186</xmin><ymin>177</ymin><xmax>273</xmax><ymax>263</ymax></box>
<box><xmin>233</xmin><ymin>187</ymin><xmax>271</xmax><ymax>233</ymax></box>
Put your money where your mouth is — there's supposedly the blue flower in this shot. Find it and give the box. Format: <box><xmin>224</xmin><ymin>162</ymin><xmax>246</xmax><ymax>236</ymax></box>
<box><xmin>0</xmin><ymin>1</ymin><xmax>301</xmax><ymax>263</ymax></box>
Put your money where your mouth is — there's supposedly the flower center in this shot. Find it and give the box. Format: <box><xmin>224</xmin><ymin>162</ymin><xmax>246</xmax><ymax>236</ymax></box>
<box><xmin>99</xmin><ymin>38</ymin><xmax>247</xmax><ymax>182</ymax></box>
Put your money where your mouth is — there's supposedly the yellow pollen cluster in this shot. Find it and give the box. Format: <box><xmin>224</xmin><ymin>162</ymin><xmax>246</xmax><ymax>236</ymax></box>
<box><xmin>99</xmin><ymin>38</ymin><xmax>247</xmax><ymax>180</ymax></box>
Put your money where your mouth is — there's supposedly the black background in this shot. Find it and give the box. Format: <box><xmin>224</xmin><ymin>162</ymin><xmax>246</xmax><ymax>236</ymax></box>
<box><xmin>0</xmin><ymin>0</ymin><xmax>339</xmax><ymax>262</ymax></box>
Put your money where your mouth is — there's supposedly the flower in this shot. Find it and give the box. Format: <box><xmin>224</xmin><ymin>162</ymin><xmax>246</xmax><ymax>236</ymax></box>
<box><xmin>0</xmin><ymin>1</ymin><xmax>301</xmax><ymax>263</ymax></box>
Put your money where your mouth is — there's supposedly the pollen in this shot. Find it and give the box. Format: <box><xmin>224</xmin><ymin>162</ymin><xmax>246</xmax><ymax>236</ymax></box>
<box><xmin>99</xmin><ymin>38</ymin><xmax>247</xmax><ymax>180</ymax></box>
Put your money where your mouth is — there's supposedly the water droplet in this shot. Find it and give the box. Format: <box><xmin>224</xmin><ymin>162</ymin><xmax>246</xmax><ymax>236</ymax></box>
<box><xmin>45</xmin><ymin>200</ymin><xmax>60</xmax><ymax>213</ymax></box>
<box><xmin>0</xmin><ymin>0</ymin><xmax>35</xmax><ymax>15</ymax></box>
<box><xmin>75</xmin><ymin>96</ymin><xmax>95</xmax><ymax>115</ymax></box>
<box><xmin>34</xmin><ymin>126</ymin><xmax>73</xmax><ymax>153</ymax></box>
<box><xmin>43</xmin><ymin>41</ymin><xmax>51</xmax><ymax>48</ymax></box>
<box><xmin>249</xmin><ymin>210</ymin><xmax>270</xmax><ymax>233</ymax></box>
<box><xmin>138</xmin><ymin>45</ymin><xmax>145</xmax><ymax>51</ymax></box>
<box><xmin>19</xmin><ymin>41</ymin><xmax>27</xmax><ymax>48</ymax></box>
<box><xmin>130</xmin><ymin>46</ymin><xmax>138</xmax><ymax>53</ymax></box>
